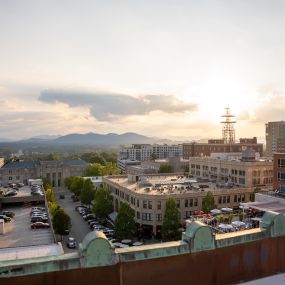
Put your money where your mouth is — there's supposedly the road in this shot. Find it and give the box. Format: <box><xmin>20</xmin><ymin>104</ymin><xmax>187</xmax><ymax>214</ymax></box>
<box><xmin>56</xmin><ymin>190</ymin><xmax>91</xmax><ymax>252</ymax></box>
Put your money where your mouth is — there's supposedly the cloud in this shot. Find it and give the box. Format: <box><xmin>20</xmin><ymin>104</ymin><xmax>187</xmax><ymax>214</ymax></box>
<box><xmin>39</xmin><ymin>90</ymin><xmax>198</xmax><ymax>121</ymax></box>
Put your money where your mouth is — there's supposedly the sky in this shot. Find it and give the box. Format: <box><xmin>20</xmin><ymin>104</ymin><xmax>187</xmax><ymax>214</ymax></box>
<box><xmin>1</xmin><ymin>0</ymin><xmax>285</xmax><ymax>140</ymax></box>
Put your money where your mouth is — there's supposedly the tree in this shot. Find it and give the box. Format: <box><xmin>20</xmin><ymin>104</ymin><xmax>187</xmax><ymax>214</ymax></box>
<box><xmin>80</xmin><ymin>178</ymin><xmax>95</xmax><ymax>207</ymax></box>
<box><xmin>64</xmin><ymin>177</ymin><xmax>73</xmax><ymax>189</ymax></box>
<box><xmin>42</xmin><ymin>177</ymin><xmax>52</xmax><ymax>190</ymax></box>
<box><xmin>48</xmin><ymin>202</ymin><xmax>60</xmax><ymax>216</ymax></box>
<box><xmin>81</xmin><ymin>152</ymin><xmax>107</xmax><ymax>165</ymax></box>
<box><xmin>45</xmin><ymin>153</ymin><xmax>61</xmax><ymax>161</ymax></box>
<box><xmin>85</xmin><ymin>163</ymin><xmax>104</xmax><ymax>176</ymax></box>
<box><xmin>202</xmin><ymin>191</ymin><xmax>217</xmax><ymax>214</ymax></box>
<box><xmin>69</xmin><ymin>176</ymin><xmax>84</xmax><ymax>196</ymax></box>
<box><xmin>159</xmin><ymin>164</ymin><xmax>173</xmax><ymax>173</ymax></box>
<box><xmin>52</xmin><ymin>207</ymin><xmax>71</xmax><ymax>240</ymax></box>
<box><xmin>114</xmin><ymin>203</ymin><xmax>136</xmax><ymax>239</ymax></box>
<box><xmin>161</xmin><ymin>198</ymin><xmax>180</xmax><ymax>241</ymax></box>
<box><xmin>46</xmin><ymin>188</ymin><xmax>56</xmax><ymax>203</ymax></box>
<box><xmin>93</xmin><ymin>186</ymin><xmax>113</xmax><ymax>220</ymax></box>
<box><xmin>150</xmin><ymin>153</ymin><xmax>158</xmax><ymax>161</ymax></box>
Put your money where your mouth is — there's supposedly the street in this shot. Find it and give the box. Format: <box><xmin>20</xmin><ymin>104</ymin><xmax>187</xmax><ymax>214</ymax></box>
<box><xmin>56</xmin><ymin>190</ymin><xmax>91</xmax><ymax>252</ymax></box>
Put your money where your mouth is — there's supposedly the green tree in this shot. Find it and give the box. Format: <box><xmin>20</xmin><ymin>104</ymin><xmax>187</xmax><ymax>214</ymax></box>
<box><xmin>69</xmin><ymin>176</ymin><xmax>84</xmax><ymax>196</ymax></box>
<box><xmin>202</xmin><ymin>191</ymin><xmax>217</xmax><ymax>214</ymax></box>
<box><xmin>46</xmin><ymin>188</ymin><xmax>56</xmax><ymax>203</ymax></box>
<box><xmin>52</xmin><ymin>207</ymin><xmax>71</xmax><ymax>240</ymax></box>
<box><xmin>48</xmin><ymin>202</ymin><xmax>60</xmax><ymax>216</ymax></box>
<box><xmin>42</xmin><ymin>177</ymin><xmax>52</xmax><ymax>190</ymax></box>
<box><xmin>45</xmin><ymin>153</ymin><xmax>61</xmax><ymax>161</ymax></box>
<box><xmin>85</xmin><ymin>163</ymin><xmax>104</xmax><ymax>176</ymax></box>
<box><xmin>150</xmin><ymin>153</ymin><xmax>158</xmax><ymax>161</ymax></box>
<box><xmin>80</xmin><ymin>179</ymin><xmax>95</xmax><ymax>207</ymax></box>
<box><xmin>161</xmin><ymin>198</ymin><xmax>180</xmax><ymax>241</ymax></box>
<box><xmin>250</xmin><ymin>187</ymin><xmax>261</xmax><ymax>202</ymax></box>
<box><xmin>159</xmin><ymin>164</ymin><xmax>173</xmax><ymax>173</ymax></box>
<box><xmin>64</xmin><ymin>177</ymin><xmax>73</xmax><ymax>189</ymax></box>
<box><xmin>102</xmin><ymin>162</ymin><xmax>120</xmax><ymax>175</ymax></box>
<box><xmin>81</xmin><ymin>152</ymin><xmax>107</xmax><ymax>165</ymax></box>
<box><xmin>93</xmin><ymin>186</ymin><xmax>113</xmax><ymax>220</ymax></box>
<box><xmin>100</xmin><ymin>151</ymin><xmax>117</xmax><ymax>163</ymax></box>
<box><xmin>114</xmin><ymin>203</ymin><xmax>136</xmax><ymax>239</ymax></box>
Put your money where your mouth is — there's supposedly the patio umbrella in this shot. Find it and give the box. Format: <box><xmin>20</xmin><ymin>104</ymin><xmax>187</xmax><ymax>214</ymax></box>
<box><xmin>221</xmin><ymin>207</ymin><xmax>233</xmax><ymax>213</ymax></box>
<box><xmin>210</xmin><ymin>209</ymin><xmax>222</xmax><ymax>215</ymax></box>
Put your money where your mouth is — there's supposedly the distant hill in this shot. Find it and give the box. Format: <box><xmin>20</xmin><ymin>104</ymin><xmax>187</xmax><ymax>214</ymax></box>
<box><xmin>53</xmin><ymin>132</ymin><xmax>156</xmax><ymax>145</ymax></box>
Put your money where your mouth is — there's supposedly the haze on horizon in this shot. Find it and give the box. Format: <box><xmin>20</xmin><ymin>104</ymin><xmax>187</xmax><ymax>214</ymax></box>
<box><xmin>0</xmin><ymin>0</ymin><xmax>285</xmax><ymax>140</ymax></box>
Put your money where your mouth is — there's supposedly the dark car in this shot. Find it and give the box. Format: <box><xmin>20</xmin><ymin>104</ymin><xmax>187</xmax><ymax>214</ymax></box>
<box><xmin>59</xmin><ymin>194</ymin><xmax>65</xmax><ymax>199</ymax></box>
<box><xmin>1</xmin><ymin>211</ymin><xmax>15</xmax><ymax>218</ymax></box>
<box><xmin>0</xmin><ymin>215</ymin><xmax>12</xmax><ymax>222</ymax></box>
<box><xmin>66</xmin><ymin>237</ymin><xmax>77</xmax><ymax>248</ymax></box>
<box><xmin>83</xmin><ymin>214</ymin><xmax>96</xmax><ymax>221</ymax></box>
<box><xmin>31</xmin><ymin>222</ymin><xmax>50</xmax><ymax>229</ymax></box>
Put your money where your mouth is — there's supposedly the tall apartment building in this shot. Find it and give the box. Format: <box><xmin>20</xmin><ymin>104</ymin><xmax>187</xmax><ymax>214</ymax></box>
<box><xmin>266</xmin><ymin>121</ymin><xmax>285</xmax><ymax>156</ymax></box>
<box><xmin>118</xmin><ymin>144</ymin><xmax>182</xmax><ymax>162</ymax></box>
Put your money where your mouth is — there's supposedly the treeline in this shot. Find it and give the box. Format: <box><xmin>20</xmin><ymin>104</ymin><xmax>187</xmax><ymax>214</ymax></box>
<box><xmin>43</xmin><ymin>179</ymin><xmax>71</xmax><ymax>239</ymax></box>
<box><xmin>6</xmin><ymin>151</ymin><xmax>118</xmax><ymax>163</ymax></box>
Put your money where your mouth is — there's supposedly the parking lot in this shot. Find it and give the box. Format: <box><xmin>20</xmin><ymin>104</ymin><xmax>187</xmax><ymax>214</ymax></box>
<box><xmin>0</xmin><ymin>205</ymin><xmax>55</xmax><ymax>248</ymax></box>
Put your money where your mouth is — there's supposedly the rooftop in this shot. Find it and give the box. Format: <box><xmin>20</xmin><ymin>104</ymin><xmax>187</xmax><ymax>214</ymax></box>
<box><xmin>105</xmin><ymin>174</ymin><xmax>248</xmax><ymax>196</ymax></box>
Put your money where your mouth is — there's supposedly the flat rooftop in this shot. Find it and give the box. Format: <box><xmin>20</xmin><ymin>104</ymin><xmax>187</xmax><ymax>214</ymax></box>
<box><xmin>106</xmin><ymin>175</ymin><xmax>242</xmax><ymax>195</ymax></box>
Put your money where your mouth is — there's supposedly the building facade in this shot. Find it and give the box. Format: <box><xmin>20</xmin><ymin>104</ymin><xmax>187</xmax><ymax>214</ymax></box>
<box><xmin>266</xmin><ymin>121</ymin><xmax>285</xmax><ymax>156</ymax></box>
<box><xmin>182</xmin><ymin>138</ymin><xmax>263</xmax><ymax>159</ymax></box>
<box><xmin>189</xmin><ymin>155</ymin><xmax>273</xmax><ymax>188</ymax></box>
<box><xmin>0</xmin><ymin>159</ymin><xmax>88</xmax><ymax>188</ymax></box>
<box><xmin>119</xmin><ymin>144</ymin><xmax>183</xmax><ymax>162</ymax></box>
<box><xmin>273</xmin><ymin>153</ymin><xmax>285</xmax><ymax>193</ymax></box>
<box><xmin>103</xmin><ymin>173</ymin><xmax>256</xmax><ymax>236</ymax></box>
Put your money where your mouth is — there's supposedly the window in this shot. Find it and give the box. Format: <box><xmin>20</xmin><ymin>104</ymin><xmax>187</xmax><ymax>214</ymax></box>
<box><xmin>218</xmin><ymin>196</ymin><xmax>222</xmax><ymax>204</ymax></box>
<box><xmin>142</xmin><ymin>213</ymin><xmax>147</xmax><ymax>220</ymax></box>
<box><xmin>176</xmin><ymin>200</ymin><xmax>180</xmax><ymax>208</ymax></box>
<box><xmin>278</xmin><ymin>159</ymin><xmax>285</xmax><ymax>168</ymax></box>
<box><xmin>223</xmin><ymin>196</ymin><xmax>226</xmax><ymax>203</ymax></box>
<box><xmin>234</xmin><ymin>195</ymin><xmax>237</xmax><ymax>202</ymax></box>
<box><xmin>148</xmin><ymin>201</ymin><xmax>152</xmax><ymax>209</ymax></box>
<box><xmin>227</xmin><ymin>196</ymin><xmax>230</xmax><ymax>203</ymax></box>
<box><xmin>143</xmin><ymin>200</ymin><xmax>147</xmax><ymax>209</ymax></box>
<box><xmin>278</xmin><ymin>172</ymin><xmax>285</xmax><ymax>181</ymax></box>
<box><xmin>137</xmin><ymin>212</ymin><xmax>140</xmax><ymax>219</ymax></box>
<box><xmin>189</xmin><ymin>199</ymin><xmax>193</xmax><ymax>207</ymax></box>
<box><xmin>16</xmin><ymin>176</ymin><xmax>20</xmax><ymax>180</ymax></box>
<box><xmin>137</xmin><ymin>199</ymin><xmax>139</xmax><ymax>207</ymax></box>
<box><xmin>157</xmin><ymin>201</ymin><xmax>161</xmax><ymax>210</ymax></box>
<box><xmin>194</xmin><ymin>199</ymin><xmax>198</xmax><ymax>207</ymax></box>
<box><xmin>185</xmin><ymin>199</ymin><xmax>188</xmax><ymax>208</ymax></box>
<box><xmin>156</xmin><ymin>214</ymin><xmax>162</xmax><ymax>221</ymax></box>
<box><xmin>8</xmin><ymin>176</ymin><xmax>12</xmax><ymax>181</ymax></box>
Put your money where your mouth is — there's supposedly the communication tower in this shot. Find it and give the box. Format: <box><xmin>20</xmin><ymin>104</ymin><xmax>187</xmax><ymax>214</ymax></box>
<box><xmin>221</xmin><ymin>107</ymin><xmax>236</xmax><ymax>144</ymax></box>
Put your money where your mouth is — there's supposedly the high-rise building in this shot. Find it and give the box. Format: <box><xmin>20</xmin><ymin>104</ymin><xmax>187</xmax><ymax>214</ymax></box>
<box><xmin>266</xmin><ymin>121</ymin><xmax>285</xmax><ymax>156</ymax></box>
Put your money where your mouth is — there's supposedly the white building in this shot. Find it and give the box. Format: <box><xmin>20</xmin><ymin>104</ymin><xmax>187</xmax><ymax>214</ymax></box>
<box><xmin>118</xmin><ymin>144</ymin><xmax>183</xmax><ymax>162</ymax></box>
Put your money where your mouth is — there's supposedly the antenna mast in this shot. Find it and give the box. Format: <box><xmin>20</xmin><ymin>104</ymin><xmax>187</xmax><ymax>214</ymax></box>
<box><xmin>221</xmin><ymin>107</ymin><xmax>236</xmax><ymax>144</ymax></box>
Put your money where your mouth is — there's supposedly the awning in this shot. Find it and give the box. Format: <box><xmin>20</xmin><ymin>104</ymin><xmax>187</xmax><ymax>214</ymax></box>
<box><xmin>240</xmin><ymin>201</ymin><xmax>285</xmax><ymax>214</ymax></box>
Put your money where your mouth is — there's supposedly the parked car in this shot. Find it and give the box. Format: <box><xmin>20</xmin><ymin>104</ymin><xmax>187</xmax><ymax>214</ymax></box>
<box><xmin>31</xmin><ymin>216</ymin><xmax>48</xmax><ymax>223</ymax></box>
<box><xmin>59</xmin><ymin>194</ymin><xmax>65</xmax><ymax>199</ymax></box>
<box><xmin>88</xmin><ymin>218</ymin><xmax>98</xmax><ymax>225</ymax></box>
<box><xmin>3</xmin><ymin>190</ymin><xmax>17</xmax><ymax>197</ymax></box>
<box><xmin>31</xmin><ymin>222</ymin><xmax>50</xmax><ymax>229</ymax></box>
<box><xmin>1</xmin><ymin>211</ymin><xmax>15</xmax><ymax>218</ymax></box>
<box><xmin>66</xmin><ymin>237</ymin><xmax>77</xmax><ymax>248</ymax></box>
<box><xmin>0</xmin><ymin>214</ymin><xmax>12</xmax><ymax>222</ymax></box>
<box><xmin>16</xmin><ymin>182</ymin><xmax>24</xmax><ymax>188</ymax></box>
<box><xmin>83</xmin><ymin>214</ymin><xmax>96</xmax><ymax>221</ymax></box>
